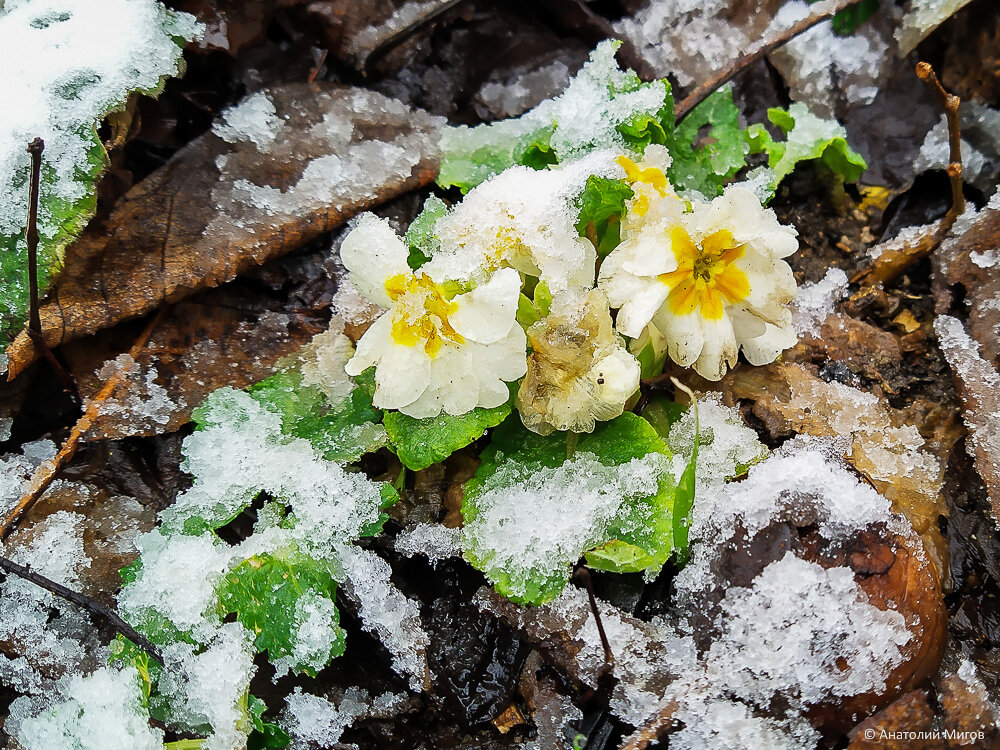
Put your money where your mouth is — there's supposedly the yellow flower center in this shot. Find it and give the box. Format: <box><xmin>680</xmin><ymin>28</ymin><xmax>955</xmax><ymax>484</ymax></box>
<box><xmin>658</xmin><ymin>226</ymin><xmax>750</xmax><ymax>320</ymax></box>
<box><xmin>385</xmin><ymin>272</ymin><xmax>464</xmax><ymax>357</ymax></box>
<box><xmin>617</xmin><ymin>155</ymin><xmax>671</xmax><ymax>218</ymax></box>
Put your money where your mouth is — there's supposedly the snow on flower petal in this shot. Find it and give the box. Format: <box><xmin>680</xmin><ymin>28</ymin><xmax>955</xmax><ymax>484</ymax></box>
<box><xmin>341</xmin><ymin>216</ymin><xmax>526</xmax><ymax>418</ymax></box>
<box><xmin>426</xmin><ymin>151</ymin><xmax>619</xmax><ymax>290</ymax></box>
<box><xmin>517</xmin><ymin>288</ymin><xmax>640</xmax><ymax>435</ymax></box>
<box><xmin>600</xmin><ymin>182</ymin><xmax>799</xmax><ymax>381</ymax></box>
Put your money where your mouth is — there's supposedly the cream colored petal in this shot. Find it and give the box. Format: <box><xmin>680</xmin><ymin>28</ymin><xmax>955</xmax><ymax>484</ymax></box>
<box><xmin>693</xmin><ymin>314</ymin><xmax>738</xmax><ymax>381</ymax></box>
<box><xmin>615</xmin><ymin>281</ymin><xmax>671</xmax><ymax>339</ymax></box>
<box><xmin>652</xmin><ymin>307</ymin><xmax>705</xmax><ymax>368</ymax></box>
<box><xmin>481</xmin><ymin>326</ymin><xmax>528</xmax><ymax>382</ymax></box>
<box><xmin>741</xmin><ymin>321</ymin><xmax>798</xmax><ymax>365</ymax></box>
<box><xmin>344</xmin><ymin>312</ymin><xmax>391</xmax><ymax>376</ymax></box>
<box><xmin>450</xmin><ymin>267</ymin><xmax>521</xmax><ymax>343</ymax></box>
<box><xmin>588</xmin><ymin>349</ymin><xmax>640</xmax><ymax>419</ymax></box>
<box><xmin>432</xmin><ymin>349</ymin><xmax>481</xmax><ymax>416</ymax></box>
<box><xmin>728</xmin><ymin>305</ymin><xmax>767</xmax><ymax>342</ymax></box>
<box><xmin>372</xmin><ymin>342</ymin><xmax>431</xmax><ymax>411</ymax></box>
<box><xmin>339</xmin><ymin>214</ymin><xmax>412</xmax><ymax>308</ymax></box>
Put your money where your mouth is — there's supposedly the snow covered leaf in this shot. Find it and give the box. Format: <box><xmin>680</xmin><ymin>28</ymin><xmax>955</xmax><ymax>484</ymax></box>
<box><xmin>217</xmin><ymin>552</ymin><xmax>345</xmax><ymax>676</ymax></box>
<box><xmin>436</xmin><ymin>41</ymin><xmax>670</xmax><ymax>192</ymax></box>
<box><xmin>405</xmin><ymin>194</ymin><xmax>449</xmax><ymax>269</ymax></box>
<box><xmin>248</xmin><ymin>368</ymin><xmax>387</xmax><ymax>465</ymax></box>
<box><xmin>436</xmin><ymin>119</ymin><xmax>557</xmax><ymax>193</ymax></box>
<box><xmin>0</xmin><ymin>0</ymin><xmax>201</xmax><ymax>350</ymax></box>
<box><xmin>462</xmin><ymin>413</ymin><xmax>675</xmax><ymax>604</ymax></box>
<box><xmin>747</xmin><ymin>103</ymin><xmax>867</xmax><ymax>203</ymax></box>
<box><xmin>383</xmin><ymin>386</ymin><xmax>514</xmax><ymax>471</ymax></box>
<box><xmin>5</xmin><ymin>84</ymin><xmax>442</xmax><ymax>377</ymax></box>
<box><xmin>666</xmin><ymin>87</ymin><xmax>749</xmax><ymax>198</ymax></box>
<box><xmin>575</xmin><ymin>175</ymin><xmax>634</xmax><ymax>257</ymax></box>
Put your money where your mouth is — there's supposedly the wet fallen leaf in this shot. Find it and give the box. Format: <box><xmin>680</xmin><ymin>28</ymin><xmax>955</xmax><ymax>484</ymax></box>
<box><xmin>847</xmin><ymin>690</ymin><xmax>940</xmax><ymax>749</ymax></box>
<box><xmin>5</xmin><ymin>83</ymin><xmax>442</xmax><ymax>379</ymax></box>
<box><xmin>174</xmin><ymin>0</ymin><xmax>307</xmax><ymax>54</ymax></box>
<box><xmin>63</xmin><ymin>247</ymin><xmax>337</xmax><ymax>440</ymax></box>
<box><xmin>721</xmin><ymin>361</ymin><xmax>954</xmax><ymax>579</ymax></box>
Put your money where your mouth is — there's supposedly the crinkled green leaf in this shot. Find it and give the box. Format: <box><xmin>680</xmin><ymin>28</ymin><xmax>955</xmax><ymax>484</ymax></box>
<box><xmin>463</xmin><ymin>414</ymin><xmax>676</xmax><ymax>602</ymax></box>
<box><xmin>384</xmin><ymin>386</ymin><xmax>515</xmax><ymax>471</ymax></box>
<box><xmin>217</xmin><ymin>551</ymin><xmax>345</xmax><ymax>676</ymax></box>
<box><xmin>405</xmin><ymin>194</ymin><xmax>449</xmax><ymax>270</ymax></box>
<box><xmin>747</xmin><ymin>103</ymin><xmax>867</xmax><ymax>203</ymax></box>
<box><xmin>0</xmin><ymin>1</ymin><xmax>200</xmax><ymax>348</ymax></box>
<box><xmin>575</xmin><ymin>175</ymin><xmax>634</xmax><ymax>257</ymax></box>
<box><xmin>666</xmin><ymin>87</ymin><xmax>749</xmax><ymax>198</ymax></box>
<box><xmin>248</xmin><ymin>369</ymin><xmax>387</xmax><ymax>465</ymax></box>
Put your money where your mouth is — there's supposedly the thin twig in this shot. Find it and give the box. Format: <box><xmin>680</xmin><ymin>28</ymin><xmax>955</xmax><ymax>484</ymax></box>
<box><xmin>0</xmin><ymin>307</ymin><xmax>167</xmax><ymax>540</ymax></box>
<box><xmin>0</xmin><ymin>554</ymin><xmax>163</xmax><ymax>664</ymax></box>
<box><xmin>674</xmin><ymin>0</ymin><xmax>866</xmax><ymax>122</ymax></box>
<box><xmin>24</xmin><ymin>139</ymin><xmax>76</xmax><ymax>391</ymax></box>
<box><xmin>617</xmin><ymin>698</ymin><xmax>680</xmax><ymax>750</ymax></box>
<box><xmin>573</xmin><ymin>568</ymin><xmax>614</xmax><ymax>672</ymax></box>
<box><xmin>916</xmin><ymin>61</ymin><xmax>965</xmax><ymax>216</ymax></box>
<box><xmin>851</xmin><ymin>63</ymin><xmax>964</xmax><ymax>287</ymax></box>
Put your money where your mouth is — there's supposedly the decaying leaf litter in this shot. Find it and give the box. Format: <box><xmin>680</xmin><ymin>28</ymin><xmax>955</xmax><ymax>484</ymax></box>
<box><xmin>0</xmin><ymin>0</ymin><xmax>999</xmax><ymax>748</ymax></box>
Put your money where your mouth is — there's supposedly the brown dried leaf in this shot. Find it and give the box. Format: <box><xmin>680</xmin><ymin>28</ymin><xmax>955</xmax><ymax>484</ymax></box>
<box><xmin>174</xmin><ymin>0</ymin><xmax>307</xmax><ymax>54</ymax></box>
<box><xmin>5</xmin><ymin>83</ymin><xmax>441</xmax><ymax>379</ymax></box>
<box><xmin>847</xmin><ymin>691</ymin><xmax>941</xmax><ymax>749</ymax></box>
<box><xmin>722</xmin><ymin>361</ymin><xmax>952</xmax><ymax>579</ymax></box>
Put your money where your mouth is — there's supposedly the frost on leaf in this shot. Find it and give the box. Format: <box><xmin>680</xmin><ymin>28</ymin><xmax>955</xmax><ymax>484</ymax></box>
<box><xmin>462</xmin><ymin>414</ymin><xmax>676</xmax><ymax>604</ymax></box>
<box><xmin>0</xmin><ymin>0</ymin><xmax>200</xmax><ymax>348</ymax></box>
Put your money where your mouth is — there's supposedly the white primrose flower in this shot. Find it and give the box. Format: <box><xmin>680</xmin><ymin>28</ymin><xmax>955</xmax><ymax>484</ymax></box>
<box><xmin>340</xmin><ymin>214</ymin><xmax>527</xmax><ymax>418</ymax></box>
<box><xmin>600</xmin><ymin>176</ymin><xmax>799</xmax><ymax>381</ymax></box>
<box><xmin>426</xmin><ymin>151</ymin><xmax>619</xmax><ymax>291</ymax></box>
<box><xmin>517</xmin><ymin>288</ymin><xmax>640</xmax><ymax>435</ymax></box>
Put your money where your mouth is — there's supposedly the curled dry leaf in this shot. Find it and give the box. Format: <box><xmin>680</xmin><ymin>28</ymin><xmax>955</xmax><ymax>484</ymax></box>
<box><xmin>5</xmin><ymin>83</ymin><xmax>442</xmax><ymax>379</ymax></box>
<box><xmin>721</xmin><ymin>361</ymin><xmax>953</xmax><ymax>580</ymax></box>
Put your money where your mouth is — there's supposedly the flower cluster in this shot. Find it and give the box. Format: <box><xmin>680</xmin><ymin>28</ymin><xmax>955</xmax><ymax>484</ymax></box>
<box><xmin>336</xmin><ymin>142</ymin><xmax>799</xmax><ymax>429</ymax></box>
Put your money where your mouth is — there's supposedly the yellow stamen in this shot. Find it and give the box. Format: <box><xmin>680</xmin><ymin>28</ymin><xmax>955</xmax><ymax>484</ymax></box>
<box><xmin>657</xmin><ymin>225</ymin><xmax>750</xmax><ymax>320</ymax></box>
<box><xmin>384</xmin><ymin>272</ymin><xmax>465</xmax><ymax>356</ymax></box>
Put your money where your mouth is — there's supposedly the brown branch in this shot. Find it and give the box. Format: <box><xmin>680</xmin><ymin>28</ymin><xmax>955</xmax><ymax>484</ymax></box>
<box><xmin>0</xmin><ymin>554</ymin><xmax>163</xmax><ymax>665</ymax></box>
<box><xmin>617</xmin><ymin>698</ymin><xmax>680</xmax><ymax>750</ymax></box>
<box><xmin>674</xmin><ymin>0</ymin><xmax>866</xmax><ymax>122</ymax></box>
<box><xmin>0</xmin><ymin>307</ymin><xmax>167</xmax><ymax>540</ymax></box>
<box><xmin>24</xmin><ymin>139</ymin><xmax>76</xmax><ymax>391</ymax></box>
<box><xmin>851</xmin><ymin>63</ymin><xmax>964</xmax><ymax>287</ymax></box>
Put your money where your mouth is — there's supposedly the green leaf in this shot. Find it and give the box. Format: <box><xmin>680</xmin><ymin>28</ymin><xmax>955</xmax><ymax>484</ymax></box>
<box><xmin>0</xmin><ymin>2</ymin><xmax>200</xmax><ymax>348</ymax></box>
<box><xmin>405</xmin><ymin>194</ymin><xmax>449</xmax><ymax>270</ymax></box>
<box><xmin>384</xmin><ymin>387</ymin><xmax>515</xmax><ymax>471</ymax></box>
<box><xmin>109</xmin><ymin>636</ymin><xmax>162</xmax><ymax>708</ymax></box>
<box><xmin>248</xmin><ymin>695</ymin><xmax>291</xmax><ymax>750</ymax></box>
<box><xmin>666</xmin><ymin>86</ymin><xmax>749</xmax><ymax>198</ymax></box>
<box><xmin>809</xmin><ymin>0</ymin><xmax>879</xmax><ymax>35</ymax></box>
<box><xmin>585</xmin><ymin>539</ymin><xmax>658</xmax><ymax>573</ymax></box>
<box><xmin>575</xmin><ymin>176</ymin><xmax>634</xmax><ymax>258</ymax></box>
<box><xmin>672</xmin><ymin>400</ymin><xmax>698</xmax><ymax>566</ymax></box>
<box><xmin>437</xmin><ymin>119</ymin><xmax>557</xmax><ymax>193</ymax></box>
<box><xmin>248</xmin><ymin>369</ymin><xmax>387</xmax><ymax>465</ymax></box>
<box><xmin>640</xmin><ymin>396</ymin><xmax>686</xmax><ymax>440</ymax></box>
<box><xmin>217</xmin><ymin>551</ymin><xmax>346</xmax><ymax>676</ymax></box>
<box><xmin>635</xmin><ymin>338</ymin><xmax>669</xmax><ymax>380</ymax></box>
<box><xmin>463</xmin><ymin>413</ymin><xmax>676</xmax><ymax>603</ymax></box>
<box><xmin>747</xmin><ymin>103</ymin><xmax>867</xmax><ymax>203</ymax></box>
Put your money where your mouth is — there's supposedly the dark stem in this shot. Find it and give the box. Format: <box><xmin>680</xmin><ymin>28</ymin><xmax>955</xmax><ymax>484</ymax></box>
<box><xmin>23</xmin><ymin>138</ymin><xmax>76</xmax><ymax>392</ymax></box>
<box><xmin>573</xmin><ymin>568</ymin><xmax>614</xmax><ymax>672</ymax></box>
<box><xmin>0</xmin><ymin>554</ymin><xmax>163</xmax><ymax>665</ymax></box>
<box><xmin>674</xmin><ymin>0</ymin><xmax>866</xmax><ymax>122</ymax></box>
<box><xmin>26</xmin><ymin>139</ymin><xmax>44</xmax><ymax>337</ymax></box>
